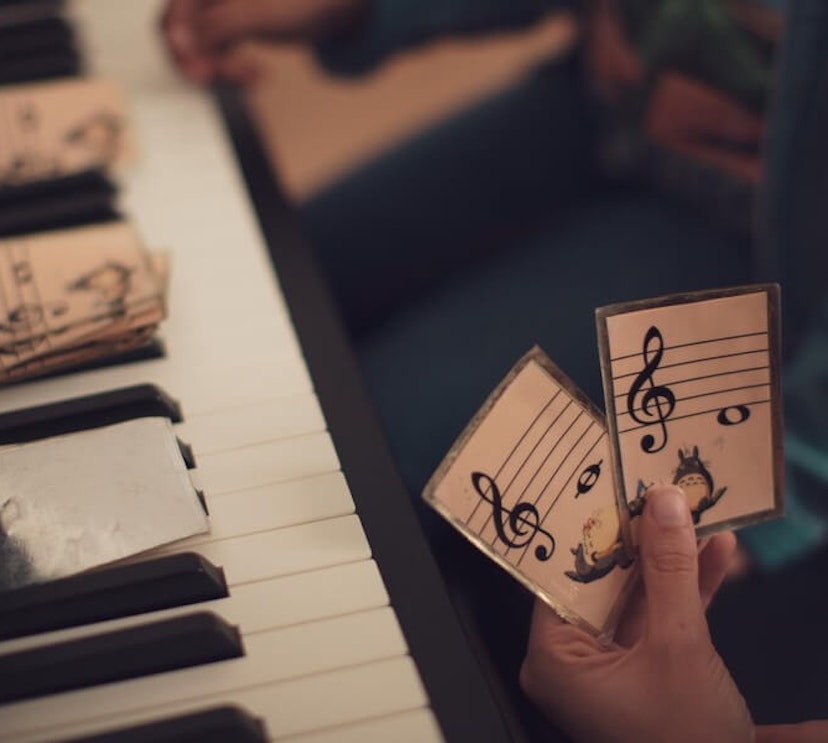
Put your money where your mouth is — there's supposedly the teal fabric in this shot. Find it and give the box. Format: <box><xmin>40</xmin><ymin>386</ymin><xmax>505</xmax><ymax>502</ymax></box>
<box><xmin>740</xmin><ymin>0</ymin><xmax>828</xmax><ymax>566</ymax></box>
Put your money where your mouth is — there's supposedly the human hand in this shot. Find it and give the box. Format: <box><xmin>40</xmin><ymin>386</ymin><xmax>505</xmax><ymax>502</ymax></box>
<box><xmin>643</xmin><ymin>71</ymin><xmax>764</xmax><ymax>185</ymax></box>
<box><xmin>586</xmin><ymin>1</ymin><xmax>764</xmax><ymax>184</ymax></box>
<box><xmin>521</xmin><ymin>485</ymin><xmax>828</xmax><ymax>741</ymax></box>
<box><xmin>520</xmin><ymin>484</ymin><xmax>753</xmax><ymax>743</ymax></box>
<box><xmin>160</xmin><ymin>0</ymin><xmax>368</xmax><ymax>84</ymax></box>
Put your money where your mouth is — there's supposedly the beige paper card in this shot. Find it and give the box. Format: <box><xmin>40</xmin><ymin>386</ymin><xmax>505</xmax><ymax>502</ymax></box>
<box><xmin>0</xmin><ymin>78</ymin><xmax>134</xmax><ymax>187</ymax></box>
<box><xmin>424</xmin><ymin>348</ymin><xmax>637</xmax><ymax>639</ymax></box>
<box><xmin>0</xmin><ymin>222</ymin><xmax>164</xmax><ymax>378</ymax></box>
<box><xmin>596</xmin><ymin>285</ymin><xmax>784</xmax><ymax>544</ymax></box>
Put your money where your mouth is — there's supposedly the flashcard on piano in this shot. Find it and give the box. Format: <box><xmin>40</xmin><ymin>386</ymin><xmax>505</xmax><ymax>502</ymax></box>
<box><xmin>0</xmin><ymin>417</ymin><xmax>208</xmax><ymax>592</ymax></box>
<box><xmin>596</xmin><ymin>285</ymin><xmax>784</xmax><ymax>544</ymax></box>
<box><xmin>0</xmin><ymin>77</ymin><xmax>134</xmax><ymax>188</ymax></box>
<box><xmin>423</xmin><ymin>348</ymin><xmax>637</xmax><ymax>640</ymax></box>
<box><xmin>0</xmin><ymin>222</ymin><xmax>167</xmax><ymax>382</ymax></box>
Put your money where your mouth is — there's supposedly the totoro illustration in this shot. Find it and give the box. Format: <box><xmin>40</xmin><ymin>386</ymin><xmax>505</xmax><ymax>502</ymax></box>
<box><xmin>68</xmin><ymin>262</ymin><xmax>133</xmax><ymax>316</ymax></box>
<box><xmin>565</xmin><ymin>504</ymin><xmax>634</xmax><ymax>584</ymax></box>
<box><xmin>628</xmin><ymin>446</ymin><xmax>727</xmax><ymax>524</ymax></box>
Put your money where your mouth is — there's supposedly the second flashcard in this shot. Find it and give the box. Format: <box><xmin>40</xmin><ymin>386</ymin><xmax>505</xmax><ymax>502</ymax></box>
<box><xmin>596</xmin><ymin>285</ymin><xmax>784</xmax><ymax>543</ymax></box>
<box><xmin>423</xmin><ymin>348</ymin><xmax>637</xmax><ymax>640</ymax></box>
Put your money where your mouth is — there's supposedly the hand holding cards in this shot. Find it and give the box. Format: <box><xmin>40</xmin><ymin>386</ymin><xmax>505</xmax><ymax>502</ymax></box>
<box><xmin>424</xmin><ymin>285</ymin><xmax>784</xmax><ymax>641</ymax></box>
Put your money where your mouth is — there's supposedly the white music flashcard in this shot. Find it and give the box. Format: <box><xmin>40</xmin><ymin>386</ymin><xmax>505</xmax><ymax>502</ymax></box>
<box><xmin>596</xmin><ymin>285</ymin><xmax>784</xmax><ymax>544</ymax></box>
<box><xmin>423</xmin><ymin>348</ymin><xmax>638</xmax><ymax>640</ymax></box>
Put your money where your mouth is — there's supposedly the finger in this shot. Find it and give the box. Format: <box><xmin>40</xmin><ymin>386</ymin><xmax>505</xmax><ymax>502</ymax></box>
<box><xmin>214</xmin><ymin>48</ymin><xmax>263</xmax><ymax>86</ymax></box>
<box><xmin>613</xmin><ymin>579</ymin><xmax>646</xmax><ymax>647</ymax></box>
<box><xmin>522</xmin><ymin>598</ymin><xmax>600</xmax><ymax>696</ymax></box>
<box><xmin>198</xmin><ymin>0</ymin><xmax>288</xmax><ymax>50</ymax></box>
<box><xmin>756</xmin><ymin>721</ymin><xmax>828</xmax><ymax>743</ymax></box>
<box><xmin>162</xmin><ymin>0</ymin><xmax>200</xmax><ymax>58</ymax></box>
<box><xmin>161</xmin><ymin>0</ymin><xmax>215</xmax><ymax>83</ymax></box>
<box><xmin>698</xmin><ymin>531</ymin><xmax>736</xmax><ymax>609</ymax></box>
<box><xmin>674</xmin><ymin>140</ymin><xmax>763</xmax><ymax>184</ymax></box>
<box><xmin>638</xmin><ymin>485</ymin><xmax>708</xmax><ymax>646</ymax></box>
<box><xmin>527</xmin><ymin>596</ymin><xmax>567</xmax><ymax>638</ymax></box>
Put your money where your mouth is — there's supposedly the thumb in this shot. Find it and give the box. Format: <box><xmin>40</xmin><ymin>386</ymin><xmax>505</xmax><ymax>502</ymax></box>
<box><xmin>639</xmin><ymin>485</ymin><xmax>707</xmax><ymax>645</ymax></box>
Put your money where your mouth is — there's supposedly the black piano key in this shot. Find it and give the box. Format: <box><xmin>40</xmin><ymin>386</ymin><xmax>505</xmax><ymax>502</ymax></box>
<box><xmin>0</xmin><ymin>49</ymin><xmax>81</xmax><ymax>86</ymax></box>
<box><xmin>0</xmin><ymin>552</ymin><xmax>228</xmax><ymax>641</ymax></box>
<box><xmin>195</xmin><ymin>490</ymin><xmax>209</xmax><ymax>516</ymax></box>
<box><xmin>32</xmin><ymin>336</ymin><xmax>167</xmax><ymax>382</ymax></box>
<box><xmin>0</xmin><ymin>171</ymin><xmax>116</xmax><ymax>237</ymax></box>
<box><xmin>0</xmin><ymin>383</ymin><xmax>182</xmax><ymax>444</ymax></box>
<box><xmin>61</xmin><ymin>705</ymin><xmax>268</xmax><ymax>743</ymax></box>
<box><xmin>0</xmin><ymin>16</ymin><xmax>74</xmax><ymax>56</ymax></box>
<box><xmin>0</xmin><ymin>612</ymin><xmax>244</xmax><ymax>703</ymax></box>
<box><xmin>0</xmin><ymin>169</ymin><xmax>113</xmax><ymax>207</ymax></box>
<box><xmin>177</xmin><ymin>438</ymin><xmax>196</xmax><ymax>469</ymax></box>
<box><xmin>0</xmin><ymin>1</ymin><xmax>67</xmax><ymax>28</ymax></box>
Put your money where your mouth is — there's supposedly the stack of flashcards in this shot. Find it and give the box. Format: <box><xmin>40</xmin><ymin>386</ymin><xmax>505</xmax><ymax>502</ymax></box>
<box><xmin>424</xmin><ymin>285</ymin><xmax>784</xmax><ymax>640</ymax></box>
<box><xmin>0</xmin><ymin>417</ymin><xmax>208</xmax><ymax>592</ymax></box>
<box><xmin>0</xmin><ymin>221</ymin><xmax>168</xmax><ymax>384</ymax></box>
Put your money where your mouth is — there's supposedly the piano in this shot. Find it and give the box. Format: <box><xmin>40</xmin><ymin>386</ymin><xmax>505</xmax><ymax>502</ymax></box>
<box><xmin>0</xmin><ymin>1</ymin><xmax>518</xmax><ymax>740</ymax></box>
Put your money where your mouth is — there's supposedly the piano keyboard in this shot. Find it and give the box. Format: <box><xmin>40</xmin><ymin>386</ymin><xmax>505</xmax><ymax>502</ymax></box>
<box><xmin>0</xmin><ymin>1</ymin><xmax>465</xmax><ymax>740</ymax></box>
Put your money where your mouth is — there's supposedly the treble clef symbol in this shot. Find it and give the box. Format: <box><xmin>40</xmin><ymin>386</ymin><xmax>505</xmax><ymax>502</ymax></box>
<box><xmin>626</xmin><ymin>326</ymin><xmax>676</xmax><ymax>454</ymax></box>
<box><xmin>471</xmin><ymin>471</ymin><xmax>555</xmax><ymax>561</ymax></box>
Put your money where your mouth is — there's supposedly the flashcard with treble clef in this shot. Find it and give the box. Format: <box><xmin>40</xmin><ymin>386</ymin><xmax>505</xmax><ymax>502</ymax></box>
<box><xmin>596</xmin><ymin>285</ymin><xmax>784</xmax><ymax>544</ymax></box>
<box><xmin>423</xmin><ymin>347</ymin><xmax>638</xmax><ymax>640</ymax></box>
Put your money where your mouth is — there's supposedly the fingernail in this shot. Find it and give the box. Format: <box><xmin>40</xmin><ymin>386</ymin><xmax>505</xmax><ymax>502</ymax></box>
<box><xmin>647</xmin><ymin>485</ymin><xmax>689</xmax><ymax>526</ymax></box>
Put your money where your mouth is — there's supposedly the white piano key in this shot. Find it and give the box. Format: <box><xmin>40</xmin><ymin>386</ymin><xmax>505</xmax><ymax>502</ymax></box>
<box><xmin>0</xmin><ymin>609</ymin><xmax>416</xmax><ymax>743</ymax></box>
<box><xmin>278</xmin><ymin>708</ymin><xmax>444</xmax><ymax>743</ymax></box>
<box><xmin>195</xmin><ymin>432</ymin><xmax>340</xmax><ymax>495</ymax></box>
<box><xmin>0</xmin><ymin>559</ymin><xmax>389</xmax><ymax>656</ymax></box>
<box><xmin>176</xmin><ymin>394</ymin><xmax>326</xmax><ymax>454</ymax></box>
<box><xmin>0</xmin><ymin>0</ymin><xmax>443</xmax><ymax>738</ymax></box>
<box><xmin>158</xmin><ymin>514</ymin><xmax>371</xmax><ymax>586</ymax></box>
<box><xmin>0</xmin><ymin>349</ymin><xmax>312</xmax><ymax>419</ymax></box>
<box><xmin>189</xmin><ymin>471</ymin><xmax>355</xmax><ymax>544</ymax></box>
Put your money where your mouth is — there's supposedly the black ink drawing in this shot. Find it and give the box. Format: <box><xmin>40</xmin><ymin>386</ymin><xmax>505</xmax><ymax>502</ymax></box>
<box><xmin>628</xmin><ymin>445</ymin><xmax>728</xmax><ymax>524</ymax></box>
<box><xmin>625</xmin><ymin>326</ymin><xmax>676</xmax><ymax>454</ymax></box>
<box><xmin>575</xmin><ymin>459</ymin><xmax>603</xmax><ymax>498</ymax></box>
<box><xmin>0</xmin><ymin>103</ymin><xmax>59</xmax><ymax>187</ymax></box>
<box><xmin>63</xmin><ymin>111</ymin><xmax>122</xmax><ymax>164</ymax></box>
<box><xmin>68</xmin><ymin>262</ymin><xmax>133</xmax><ymax>317</ymax></box>
<box><xmin>565</xmin><ymin>505</ymin><xmax>634</xmax><ymax>583</ymax></box>
<box><xmin>0</xmin><ymin>152</ymin><xmax>59</xmax><ymax>186</ymax></box>
<box><xmin>471</xmin><ymin>471</ymin><xmax>556</xmax><ymax>562</ymax></box>
<box><xmin>0</xmin><ymin>303</ymin><xmax>69</xmax><ymax>357</ymax></box>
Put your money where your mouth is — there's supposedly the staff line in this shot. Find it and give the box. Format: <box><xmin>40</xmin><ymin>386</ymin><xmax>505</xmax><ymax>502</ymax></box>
<box><xmin>465</xmin><ymin>390</ymin><xmax>561</xmax><ymax>524</ymax></box>
<box><xmin>512</xmin><ymin>431</ymin><xmax>605</xmax><ymax>569</ymax></box>
<box><xmin>618</xmin><ymin>382</ymin><xmax>770</xmax><ymax>417</ymax></box>
<box><xmin>613</xmin><ymin>364</ymin><xmax>769</xmax><ymax>399</ymax></box>
<box><xmin>506</xmin><ymin>422</ymin><xmax>598</xmax><ymax>565</ymax></box>
<box><xmin>610</xmin><ymin>330</ymin><xmax>767</xmax><ymax>362</ymax></box>
<box><xmin>479</xmin><ymin>406</ymin><xmax>581</xmax><ymax>540</ymax></box>
<box><xmin>612</xmin><ymin>347</ymin><xmax>769</xmax><ymax>381</ymax></box>
<box><xmin>618</xmin><ymin>399</ymin><xmax>771</xmax><ymax>434</ymax></box>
